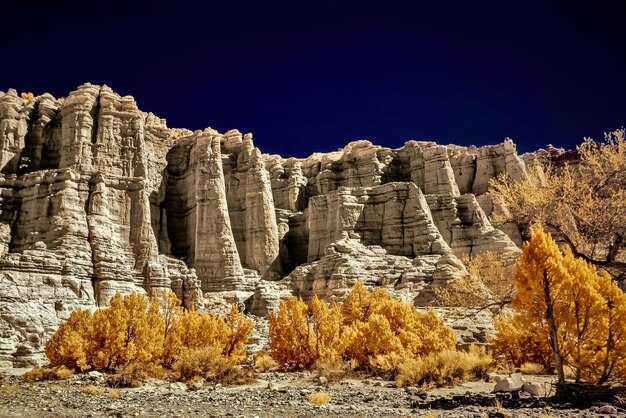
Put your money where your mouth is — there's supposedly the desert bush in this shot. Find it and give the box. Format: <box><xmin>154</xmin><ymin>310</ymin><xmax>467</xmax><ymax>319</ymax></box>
<box><xmin>268</xmin><ymin>295</ymin><xmax>343</xmax><ymax>370</ymax></box>
<box><xmin>254</xmin><ymin>351</ymin><xmax>278</xmax><ymax>372</ymax></box>
<box><xmin>341</xmin><ymin>283</ymin><xmax>457</xmax><ymax>372</ymax></box>
<box><xmin>21</xmin><ymin>366</ymin><xmax>74</xmax><ymax>382</ymax></box>
<box><xmin>269</xmin><ymin>283</ymin><xmax>459</xmax><ymax>378</ymax></box>
<box><xmin>106</xmin><ymin>362</ymin><xmax>169</xmax><ymax>388</ymax></box>
<box><xmin>80</xmin><ymin>384</ymin><xmax>104</xmax><ymax>396</ymax></box>
<box><xmin>45</xmin><ymin>291</ymin><xmax>254</xmax><ymax>383</ymax></box>
<box><xmin>163</xmin><ymin>303</ymin><xmax>252</xmax><ymax>367</ymax></box>
<box><xmin>46</xmin><ymin>293</ymin><xmax>165</xmax><ymax>371</ymax></box>
<box><xmin>172</xmin><ymin>346</ymin><xmax>233</xmax><ymax>382</ymax></box>
<box><xmin>308</xmin><ymin>391</ymin><xmax>331</xmax><ymax>405</ymax></box>
<box><xmin>520</xmin><ymin>362</ymin><xmax>549</xmax><ymax>375</ymax></box>
<box><xmin>45</xmin><ymin>309</ymin><xmax>93</xmax><ymax>371</ymax></box>
<box><xmin>107</xmin><ymin>389</ymin><xmax>121</xmax><ymax>399</ymax></box>
<box><xmin>396</xmin><ymin>345</ymin><xmax>492</xmax><ymax>388</ymax></box>
<box><xmin>313</xmin><ymin>357</ymin><xmax>353</xmax><ymax>382</ymax></box>
<box><xmin>20</xmin><ymin>92</ymin><xmax>34</xmax><ymax>100</ymax></box>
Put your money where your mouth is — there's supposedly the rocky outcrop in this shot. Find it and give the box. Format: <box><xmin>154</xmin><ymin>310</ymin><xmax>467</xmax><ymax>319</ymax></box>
<box><xmin>0</xmin><ymin>84</ymin><xmax>528</xmax><ymax>367</ymax></box>
<box><xmin>0</xmin><ymin>85</ymin><xmax>202</xmax><ymax>367</ymax></box>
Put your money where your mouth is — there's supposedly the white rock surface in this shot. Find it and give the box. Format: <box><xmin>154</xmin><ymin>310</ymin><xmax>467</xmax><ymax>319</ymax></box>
<box><xmin>0</xmin><ymin>84</ymin><xmax>529</xmax><ymax>367</ymax></box>
<box><xmin>494</xmin><ymin>373</ymin><xmax>526</xmax><ymax>392</ymax></box>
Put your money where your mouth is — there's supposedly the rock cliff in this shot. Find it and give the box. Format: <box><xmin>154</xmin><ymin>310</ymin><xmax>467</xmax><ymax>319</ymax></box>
<box><xmin>0</xmin><ymin>85</ymin><xmax>525</xmax><ymax>367</ymax></box>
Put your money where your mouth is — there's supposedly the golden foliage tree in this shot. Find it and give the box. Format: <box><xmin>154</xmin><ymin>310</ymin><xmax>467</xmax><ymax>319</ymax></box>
<box><xmin>494</xmin><ymin>226</ymin><xmax>626</xmax><ymax>384</ymax></box>
<box><xmin>489</xmin><ymin>129</ymin><xmax>626</xmax><ymax>281</ymax></box>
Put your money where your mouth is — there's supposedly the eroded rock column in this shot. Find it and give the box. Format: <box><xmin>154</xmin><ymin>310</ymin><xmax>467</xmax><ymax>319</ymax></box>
<box><xmin>193</xmin><ymin>132</ymin><xmax>245</xmax><ymax>291</ymax></box>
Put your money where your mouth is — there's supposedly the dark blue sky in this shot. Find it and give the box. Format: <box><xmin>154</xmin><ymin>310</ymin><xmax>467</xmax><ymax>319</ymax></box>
<box><xmin>3</xmin><ymin>1</ymin><xmax>625</xmax><ymax>157</ymax></box>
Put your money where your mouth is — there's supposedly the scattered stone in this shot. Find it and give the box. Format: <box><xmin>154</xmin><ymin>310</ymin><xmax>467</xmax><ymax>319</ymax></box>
<box><xmin>522</xmin><ymin>381</ymin><xmax>541</xmax><ymax>396</ymax></box>
<box><xmin>494</xmin><ymin>373</ymin><xmax>525</xmax><ymax>393</ymax></box>
<box><xmin>596</xmin><ymin>404</ymin><xmax>617</xmax><ymax>414</ymax></box>
<box><xmin>87</xmin><ymin>371</ymin><xmax>103</xmax><ymax>382</ymax></box>
<box><xmin>169</xmin><ymin>382</ymin><xmax>187</xmax><ymax>391</ymax></box>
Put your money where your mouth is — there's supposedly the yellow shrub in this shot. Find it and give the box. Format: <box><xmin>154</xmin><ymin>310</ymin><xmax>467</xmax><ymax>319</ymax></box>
<box><xmin>20</xmin><ymin>92</ymin><xmax>34</xmax><ymax>100</ymax></box>
<box><xmin>308</xmin><ymin>391</ymin><xmax>331</xmax><ymax>405</ymax></box>
<box><xmin>342</xmin><ymin>283</ymin><xmax>457</xmax><ymax>371</ymax></box>
<box><xmin>45</xmin><ymin>291</ymin><xmax>253</xmax><ymax>382</ymax></box>
<box><xmin>172</xmin><ymin>346</ymin><xmax>232</xmax><ymax>382</ymax></box>
<box><xmin>88</xmin><ymin>292</ymin><xmax>165</xmax><ymax>370</ymax></box>
<box><xmin>21</xmin><ymin>366</ymin><xmax>74</xmax><ymax>382</ymax></box>
<box><xmin>107</xmin><ymin>389</ymin><xmax>121</xmax><ymax>399</ymax></box>
<box><xmin>254</xmin><ymin>351</ymin><xmax>278</xmax><ymax>372</ymax></box>
<box><xmin>80</xmin><ymin>384</ymin><xmax>104</xmax><ymax>396</ymax></box>
<box><xmin>106</xmin><ymin>362</ymin><xmax>169</xmax><ymax>388</ymax></box>
<box><xmin>45</xmin><ymin>309</ymin><xmax>93</xmax><ymax>371</ymax></box>
<box><xmin>269</xmin><ymin>283</ymin><xmax>457</xmax><ymax>374</ymax></box>
<box><xmin>163</xmin><ymin>303</ymin><xmax>252</xmax><ymax>366</ymax></box>
<box><xmin>269</xmin><ymin>296</ymin><xmax>342</xmax><ymax>370</ymax></box>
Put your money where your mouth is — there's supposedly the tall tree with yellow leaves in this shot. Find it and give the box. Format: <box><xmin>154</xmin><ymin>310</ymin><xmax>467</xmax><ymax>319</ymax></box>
<box><xmin>496</xmin><ymin>226</ymin><xmax>626</xmax><ymax>385</ymax></box>
<box><xmin>509</xmin><ymin>225</ymin><xmax>573</xmax><ymax>384</ymax></box>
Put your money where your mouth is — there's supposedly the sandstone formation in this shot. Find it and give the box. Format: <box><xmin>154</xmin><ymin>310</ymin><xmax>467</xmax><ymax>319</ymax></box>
<box><xmin>0</xmin><ymin>84</ymin><xmax>527</xmax><ymax>367</ymax></box>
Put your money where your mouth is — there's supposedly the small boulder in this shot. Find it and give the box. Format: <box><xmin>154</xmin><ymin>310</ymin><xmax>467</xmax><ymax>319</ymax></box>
<box><xmin>493</xmin><ymin>373</ymin><xmax>525</xmax><ymax>392</ymax></box>
<box><xmin>169</xmin><ymin>382</ymin><xmax>187</xmax><ymax>391</ymax></box>
<box><xmin>318</xmin><ymin>376</ymin><xmax>328</xmax><ymax>386</ymax></box>
<box><xmin>596</xmin><ymin>405</ymin><xmax>617</xmax><ymax>414</ymax></box>
<box><xmin>522</xmin><ymin>381</ymin><xmax>541</xmax><ymax>396</ymax></box>
<box><xmin>87</xmin><ymin>371</ymin><xmax>104</xmax><ymax>382</ymax></box>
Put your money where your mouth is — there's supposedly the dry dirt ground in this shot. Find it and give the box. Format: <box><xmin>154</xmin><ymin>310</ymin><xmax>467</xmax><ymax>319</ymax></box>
<box><xmin>0</xmin><ymin>369</ymin><xmax>623</xmax><ymax>418</ymax></box>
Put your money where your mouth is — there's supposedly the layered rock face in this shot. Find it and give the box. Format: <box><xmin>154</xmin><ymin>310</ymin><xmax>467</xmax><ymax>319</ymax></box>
<box><xmin>0</xmin><ymin>85</ymin><xmax>525</xmax><ymax>367</ymax></box>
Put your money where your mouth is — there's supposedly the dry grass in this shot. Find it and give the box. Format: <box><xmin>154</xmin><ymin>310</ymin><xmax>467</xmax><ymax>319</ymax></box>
<box><xmin>220</xmin><ymin>367</ymin><xmax>257</xmax><ymax>386</ymax></box>
<box><xmin>313</xmin><ymin>358</ymin><xmax>352</xmax><ymax>382</ymax></box>
<box><xmin>80</xmin><ymin>384</ymin><xmax>104</xmax><ymax>396</ymax></box>
<box><xmin>254</xmin><ymin>351</ymin><xmax>278</xmax><ymax>372</ymax></box>
<box><xmin>107</xmin><ymin>389</ymin><xmax>121</xmax><ymax>399</ymax></box>
<box><xmin>492</xmin><ymin>396</ymin><xmax>503</xmax><ymax>410</ymax></box>
<box><xmin>21</xmin><ymin>366</ymin><xmax>74</xmax><ymax>382</ymax></box>
<box><xmin>520</xmin><ymin>362</ymin><xmax>548</xmax><ymax>375</ymax></box>
<box><xmin>171</xmin><ymin>346</ymin><xmax>256</xmax><ymax>385</ymax></box>
<box><xmin>106</xmin><ymin>362</ymin><xmax>169</xmax><ymax>388</ymax></box>
<box><xmin>308</xmin><ymin>391</ymin><xmax>331</xmax><ymax>405</ymax></box>
<box><xmin>172</xmin><ymin>346</ymin><xmax>232</xmax><ymax>382</ymax></box>
<box><xmin>0</xmin><ymin>384</ymin><xmax>20</xmax><ymax>391</ymax></box>
<box><xmin>396</xmin><ymin>345</ymin><xmax>493</xmax><ymax>388</ymax></box>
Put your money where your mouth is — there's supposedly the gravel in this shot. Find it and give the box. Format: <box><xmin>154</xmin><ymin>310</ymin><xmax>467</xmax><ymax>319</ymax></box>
<box><xmin>0</xmin><ymin>372</ymin><xmax>622</xmax><ymax>417</ymax></box>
